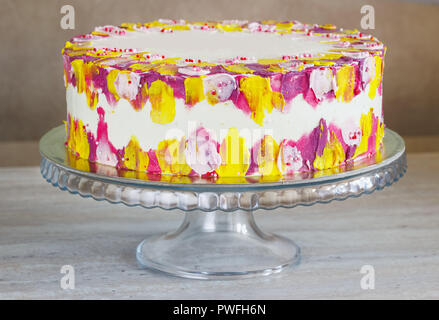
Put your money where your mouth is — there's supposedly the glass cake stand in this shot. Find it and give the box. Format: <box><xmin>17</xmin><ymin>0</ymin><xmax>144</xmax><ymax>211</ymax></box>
<box><xmin>40</xmin><ymin>126</ymin><xmax>406</xmax><ymax>280</ymax></box>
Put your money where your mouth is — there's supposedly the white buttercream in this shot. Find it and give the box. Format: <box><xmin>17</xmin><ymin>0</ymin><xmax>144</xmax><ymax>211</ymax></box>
<box><xmin>90</xmin><ymin>29</ymin><xmax>333</xmax><ymax>61</ymax></box>
<box><xmin>178</xmin><ymin>66</ymin><xmax>211</xmax><ymax>76</ymax></box>
<box><xmin>114</xmin><ymin>72</ymin><xmax>140</xmax><ymax>101</ymax></box>
<box><xmin>361</xmin><ymin>56</ymin><xmax>375</xmax><ymax>88</ymax></box>
<box><xmin>278</xmin><ymin>144</ymin><xmax>303</xmax><ymax>174</ymax></box>
<box><xmin>66</xmin><ymin>85</ymin><xmax>382</xmax><ymax>151</ymax></box>
<box><xmin>202</xmin><ymin>73</ymin><xmax>236</xmax><ymax>102</ymax></box>
<box><xmin>96</xmin><ymin>140</ymin><xmax>118</xmax><ymax>166</ymax></box>
<box><xmin>341</xmin><ymin>122</ymin><xmax>362</xmax><ymax>146</ymax></box>
<box><xmin>309</xmin><ymin>68</ymin><xmax>336</xmax><ymax>101</ymax></box>
<box><xmin>184</xmin><ymin>127</ymin><xmax>221</xmax><ymax>175</ymax></box>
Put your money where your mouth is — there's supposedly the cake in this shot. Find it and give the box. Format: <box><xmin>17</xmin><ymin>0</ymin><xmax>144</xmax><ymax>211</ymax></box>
<box><xmin>63</xmin><ymin>19</ymin><xmax>385</xmax><ymax>182</ymax></box>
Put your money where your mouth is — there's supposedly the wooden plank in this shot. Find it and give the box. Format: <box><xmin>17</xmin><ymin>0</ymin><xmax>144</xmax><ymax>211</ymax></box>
<box><xmin>0</xmin><ymin>153</ymin><xmax>438</xmax><ymax>299</ymax></box>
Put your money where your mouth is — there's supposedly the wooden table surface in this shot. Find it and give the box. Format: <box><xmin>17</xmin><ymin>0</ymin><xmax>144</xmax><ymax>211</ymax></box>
<box><xmin>0</xmin><ymin>152</ymin><xmax>438</xmax><ymax>299</ymax></box>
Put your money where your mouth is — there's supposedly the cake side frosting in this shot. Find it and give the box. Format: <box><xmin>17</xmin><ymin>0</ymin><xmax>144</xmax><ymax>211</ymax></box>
<box><xmin>62</xmin><ymin>19</ymin><xmax>386</xmax><ymax>181</ymax></box>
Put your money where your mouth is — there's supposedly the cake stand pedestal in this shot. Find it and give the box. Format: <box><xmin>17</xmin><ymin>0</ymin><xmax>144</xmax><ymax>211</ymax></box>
<box><xmin>40</xmin><ymin>126</ymin><xmax>406</xmax><ymax>280</ymax></box>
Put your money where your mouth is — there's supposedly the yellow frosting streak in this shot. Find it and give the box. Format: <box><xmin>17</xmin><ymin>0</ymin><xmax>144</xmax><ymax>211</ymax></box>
<box><xmin>160</xmin><ymin>58</ymin><xmax>181</xmax><ymax>64</ymax></box>
<box><xmin>157</xmin><ymin>139</ymin><xmax>192</xmax><ymax>175</ymax></box>
<box><xmin>155</xmin><ymin>64</ymin><xmax>178</xmax><ymax>75</ymax></box>
<box><xmin>71</xmin><ymin>59</ymin><xmax>85</xmax><ymax>94</ymax></box>
<box><xmin>313</xmin><ymin>131</ymin><xmax>345</xmax><ymax>170</ymax></box>
<box><xmin>67</xmin><ymin>150</ymin><xmax>90</xmax><ymax>173</ymax></box>
<box><xmin>129</xmin><ymin>63</ymin><xmax>157</xmax><ymax>72</ymax></box>
<box><xmin>193</xmin><ymin>61</ymin><xmax>217</xmax><ymax>67</ymax></box>
<box><xmin>369</xmin><ymin>55</ymin><xmax>382</xmax><ymax>100</ymax></box>
<box><xmin>71</xmin><ymin>59</ymin><xmax>99</xmax><ymax>109</ymax></box>
<box><xmin>335</xmin><ymin>65</ymin><xmax>355</xmax><ymax>102</ymax></box>
<box><xmin>257</xmin><ymin>135</ymin><xmax>281</xmax><ymax>177</ymax></box>
<box><xmin>257</xmin><ymin>59</ymin><xmax>285</xmax><ymax>65</ymax></box>
<box><xmin>106</xmin><ymin>69</ymin><xmax>121</xmax><ymax>101</ymax></box>
<box><xmin>223</xmin><ymin>64</ymin><xmax>254</xmax><ymax>74</ymax></box>
<box><xmin>312</xmin><ymin>60</ymin><xmax>336</xmax><ymax>66</ymax></box>
<box><xmin>271</xmin><ymin>91</ymin><xmax>285</xmax><ymax>111</ymax></box>
<box><xmin>321</xmin><ymin>24</ymin><xmax>337</xmax><ymax>29</ymax></box>
<box><xmin>217</xmin><ymin>24</ymin><xmax>242</xmax><ymax>32</ymax></box>
<box><xmin>149</xmin><ymin>80</ymin><xmax>176</xmax><ymax>124</ymax></box>
<box><xmin>170</xmin><ymin>25</ymin><xmax>190</xmax><ymax>31</ymax></box>
<box><xmin>65</xmin><ymin>119</ymin><xmax>90</xmax><ymax>172</ymax></box>
<box><xmin>206</xmin><ymin>90</ymin><xmax>219</xmax><ymax>105</ymax></box>
<box><xmin>86</xmin><ymin>88</ymin><xmax>99</xmax><ymax>110</ymax></box>
<box><xmin>376</xmin><ymin>121</ymin><xmax>385</xmax><ymax>151</ymax></box>
<box><xmin>144</xmin><ymin>21</ymin><xmax>167</xmax><ymax>28</ymax></box>
<box><xmin>266</xmin><ymin>65</ymin><xmax>289</xmax><ymax>73</ymax></box>
<box><xmin>120</xmin><ymin>22</ymin><xmax>137</xmax><ymax>31</ymax></box>
<box><xmin>217</xmin><ymin>128</ymin><xmax>250</xmax><ymax>177</ymax></box>
<box><xmin>67</xmin><ymin>118</ymin><xmax>90</xmax><ymax>160</ymax></box>
<box><xmin>135</xmin><ymin>82</ymin><xmax>149</xmax><ymax>110</ymax></box>
<box><xmin>87</xmin><ymin>50</ymin><xmax>121</xmax><ymax>59</ymax></box>
<box><xmin>240</xmin><ymin>76</ymin><xmax>284</xmax><ymax>125</ymax></box>
<box><xmin>63</xmin><ymin>41</ymin><xmax>93</xmax><ymax>55</ymax></box>
<box><xmin>184</xmin><ymin>77</ymin><xmax>205</xmax><ymax>106</ymax></box>
<box><xmin>124</xmin><ymin>136</ymin><xmax>150</xmax><ymax>171</ymax></box>
<box><xmin>353</xmin><ymin>109</ymin><xmax>374</xmax><ymax>158</ymax></box>
<box><xmin>276</xmin><ymin>22</ymin><xmax>293</xmax><ymax>31</ymax></box>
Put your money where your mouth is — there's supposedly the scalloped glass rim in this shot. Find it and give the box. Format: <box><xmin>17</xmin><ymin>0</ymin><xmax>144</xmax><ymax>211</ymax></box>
<box><xmin>40</xmin><ymin>126</ymin><xmax>405</xmax><ymax>192</ymax></box>
<box><xmin>39</xmin><ymin>125</ymin><xmax>407</xmax><ymax>279</ymax></box>
<box><xmin>40</xmin><ymin>126</ymin><xmax>406</xmax><ymax>212</ymax></box>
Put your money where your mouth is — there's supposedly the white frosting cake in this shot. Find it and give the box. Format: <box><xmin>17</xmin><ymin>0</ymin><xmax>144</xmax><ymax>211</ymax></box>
<box><xmin>63</xmin><ymin>20</ymin><xmax>385</xmax><ymax>182</ymax></box>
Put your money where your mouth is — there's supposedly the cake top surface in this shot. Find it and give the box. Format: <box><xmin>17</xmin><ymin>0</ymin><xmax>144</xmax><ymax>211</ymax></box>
<box><xmin>89</xmin><ymin>26</ymin><xmax>333</xmax><ymax>61</ymax></box>
<box><xmin>63</xmin><ymin>19</ymin><xmax>384</xmax><ymax>75</ymax></box>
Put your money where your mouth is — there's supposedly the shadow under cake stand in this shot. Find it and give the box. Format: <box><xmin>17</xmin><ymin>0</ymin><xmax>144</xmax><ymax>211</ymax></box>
<box><xmin>40</xmin><ymin>126</ymin><xmax>406</xmax><ymax>280</ymax></box>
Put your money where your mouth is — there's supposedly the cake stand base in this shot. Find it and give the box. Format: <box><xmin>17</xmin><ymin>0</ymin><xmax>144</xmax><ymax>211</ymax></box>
<box><xmin>40</xmin><ymin>126</ymin><xmax>406</xmax><ymax>280</ymax></box>
<box><xmin>136</xmin><ymin>210</ymin><xmax>299</xmax><ymax>279</ymax></box>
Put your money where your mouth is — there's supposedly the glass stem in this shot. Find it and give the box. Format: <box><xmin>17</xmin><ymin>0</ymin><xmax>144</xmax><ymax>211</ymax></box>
<box><xmin>169</xmin><ymin>210</ymin><xmax>268</xmax><ymax>239</ymax></box>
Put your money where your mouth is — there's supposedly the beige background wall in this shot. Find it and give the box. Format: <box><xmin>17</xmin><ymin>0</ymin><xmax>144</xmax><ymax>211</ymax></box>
<box><xmin>1</xmin><ymin>0</ymin><xmax>438</xmax><ymax>141</ymax></box>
